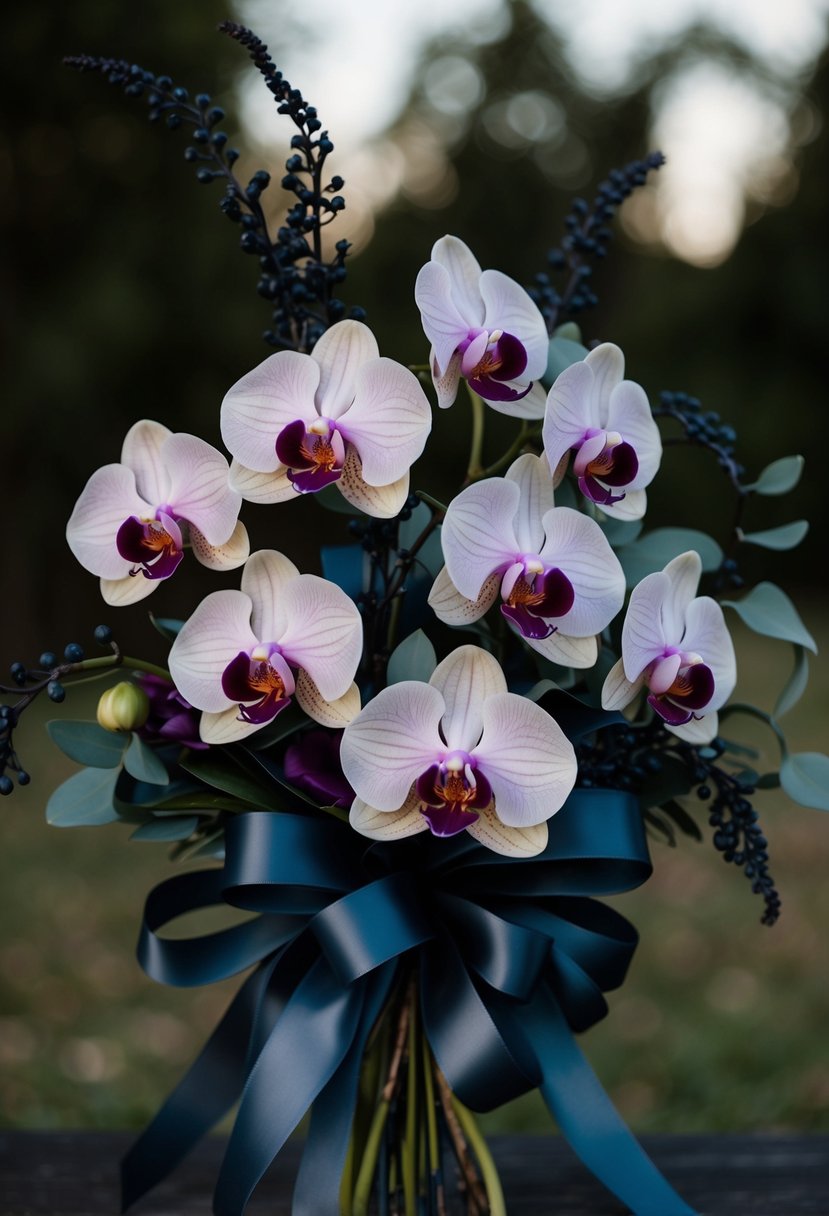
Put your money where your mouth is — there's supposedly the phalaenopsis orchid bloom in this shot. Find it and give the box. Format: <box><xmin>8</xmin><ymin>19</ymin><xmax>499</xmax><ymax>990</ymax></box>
<box><xmin>601</xmin><ymin>550</ymin><xmax>737</xmax><ymax>743</ymax></box>
<box><xmin>542</xmin><ymin>343</ymin><xmax>662</xmax><ymax>520</ymax></box>
<box><xmin>220</xmin><ymin>319</ymin><xmax>432</xmax><ymax>519</ymax></box>
<box><xmin>168</xmin><ymin>549</ymin><xmax>363</xmax><ymax>744</ymax></box>
<box><xmin>66</xmin><ymin>420</ymin><xmax>248</xmax><ymax>606</ymax></box>
<box><xmin>340</xmin><ymin>645</ymin><xmax>577</xmax><ymax>857</ymax></box>
<box><xmin>429</xmin><ymin>454</ymin><xmax>625</xmax><ymax>668</ymax></box>
<box><xmin>414</xmin><ymin>235</ymin><xmax>549</xmax><ymax>416</ymax></box>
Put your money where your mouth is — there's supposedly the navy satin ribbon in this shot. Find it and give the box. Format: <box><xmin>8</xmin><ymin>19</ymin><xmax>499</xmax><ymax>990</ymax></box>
<box><xmin>122</xmin><ymin>789</ymin><xmax>696</xmax><ymax>1216</ymax></box>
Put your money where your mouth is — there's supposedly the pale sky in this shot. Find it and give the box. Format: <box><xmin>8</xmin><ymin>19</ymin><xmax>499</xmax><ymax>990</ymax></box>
<box><xmin>236</xmin><ymin>0</ymin><xmax>828</xmax><ymax>265</ymax></box>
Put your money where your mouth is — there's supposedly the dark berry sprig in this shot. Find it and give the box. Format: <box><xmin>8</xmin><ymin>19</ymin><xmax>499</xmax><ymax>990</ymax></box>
<box><xmin>529</xmin><ymin>152</ymin><xmax>665</xmax><ymax>333</ymax></box>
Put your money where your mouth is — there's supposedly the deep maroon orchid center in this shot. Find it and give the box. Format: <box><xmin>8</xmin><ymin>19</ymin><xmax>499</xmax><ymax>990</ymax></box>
<box><xmin>456</xmin><ymin>327</ymin><xmax>531</xmax><ymax>403</ymax></box>
<box><xmin>573</xmin><ymin>429</ymin><xmax>639</xmax><ymax>507</ymax></box>
<box><xmin>646</xmin><ymin>655</ymin><xmax>715</xmax><ymax>727</ymax></box>
<box><xmin>116</xmin><ymin>510</ymin><xmax>184</xmax><ymax>581</ymax></box>
<box><xmin>221</xmin><ymin>645</ymin><xmax>296</xmax><ymax>726</ymax></box>
<box><xmin>415</xmin><ymin>751</ymin><xmax>492</xmax><ymax>838</ymax></box>
<box><xmin>499</xmin><ymin>559</ymin><xmax>575</xmax><ymax>641</ymax></box>
<box><xmin>275</xmin><ymin>418</ymin><xmax>346</xmax><ymax>494</ymax></box>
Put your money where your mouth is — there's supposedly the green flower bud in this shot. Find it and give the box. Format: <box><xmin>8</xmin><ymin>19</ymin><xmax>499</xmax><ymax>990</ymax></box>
<box><xmin>97</xmin><ymin>682</ymin><xmax>150</xmax><ymax>733</ymax></box>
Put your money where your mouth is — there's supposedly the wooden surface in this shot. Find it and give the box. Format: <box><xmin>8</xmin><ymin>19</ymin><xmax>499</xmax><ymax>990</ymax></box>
<box><xmin>1</xmin><ymin>1132</ymin><xmax>827</xmax><ymax>1214</ymax></box>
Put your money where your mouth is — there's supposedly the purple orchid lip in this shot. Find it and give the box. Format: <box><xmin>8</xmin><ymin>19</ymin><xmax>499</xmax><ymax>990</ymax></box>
<box><xmin>576</xmin><ymin>437</ymin><xmax>639</xmax><ymax>506</ymax></box>
<box><xmin>116</xmin><ymin>511</ymin><xmax>184</xmax><ymax>580</ymax></box>
<box><xmin>500</xmin><ymin>566</ymin><xmax>575</xmax><ymax>640</ymax></box>
<box><xmin>648</xmin><ymin>661</ymin><xmax>715</xmax><ymax>725</ymax></box>
<box><xmin>276</xmin><ymin>418</ymin><xmax>345</xmax><ymax>493</ymax></box>
<box><xmin>221</xmin><ymin>649</ymin><xmax>296</xmax><ymax>726</ymax></box>
<box><xmin>415</xmin><ymin>756</ymin><xmax>492</xmax><ymax>838</ymax></box>
<box><xmin>459</xmin><ymin>329</ymin><xmax>530</xmax><ymax>401</ymax></box>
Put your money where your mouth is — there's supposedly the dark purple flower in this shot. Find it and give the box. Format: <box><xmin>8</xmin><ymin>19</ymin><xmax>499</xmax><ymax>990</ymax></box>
<box><xmin>284</xmin><ymin>729</ymin><xmax>354</xmax><ymax>808</ymax></box>
<box><xmin>137</xmin><ymin>672</ymin><xmax>207</xmax><ymax>750</ymax></box>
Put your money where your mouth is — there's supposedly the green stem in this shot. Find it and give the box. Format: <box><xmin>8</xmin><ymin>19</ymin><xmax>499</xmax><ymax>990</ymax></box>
<box><xmin>414</xmin><ymin>490</ymin><xmax>449</xmax><ymax>514</ymax></box>
<box><xmin>450</xmin><ymin>1096</ymin><xmax>506</xmax><ymax>1216</ymax></box>
<box><xmin>464</xmin><ymin>386</ymin><xmax>486</xmax><ymax>483</ymax></box>
<box><xmin>403</xmin><ymin>991</ymin><xmax>418</xmax><ymax>1216</ymax></box>
<box><xmin>352</xmin><ymin>1098</ymin><xmax>391</xmax><ymax>1216</ymax></box>
<box><xmin>480</xmin><ymin>421</ymin><xmax>539</xmax><ymax>479</ymax></box>
<box><xmin>120</xmin><ymin>655</ymin><xmax>172</xmax><ymax>680</ymax></box>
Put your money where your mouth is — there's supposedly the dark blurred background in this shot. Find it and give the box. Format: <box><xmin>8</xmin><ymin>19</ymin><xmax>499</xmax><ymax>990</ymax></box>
<box><xmin>2</xmin><ymin>0</ymin><xmax>828</xmax><ymax>1132</ymax></box>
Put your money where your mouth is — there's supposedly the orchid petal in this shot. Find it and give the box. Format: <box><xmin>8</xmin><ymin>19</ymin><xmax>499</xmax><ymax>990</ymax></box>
<box><xmin>415</xmin><ymin>261</ymin><xmax>471</xmax><ymax>376</ymax></box>
<box><xmin>229</xmin><ymin>459</ymin><xmax>297</xmax><ymax>505</ymax></box>
<box><xmin>240</xmin><ymin>549</ymin><xmax>300</xmax><ymax>641</ymax></box>
<box><xmin>277</xmin><ymin>575</ymin><xmax>362</xmax><ymax>701</ymax></box>
<box><xmin>349</xmin><ymin>790</ymin><xmax>429</xmax><ymax>841</ymax></box>
<box><xmin>168</xmin><ymin>590</ymin><xmax>258</xmax><ymax>712</ymax></box>
<box><xmin>601</xmin><ymin>657</ymin><xmax>644</xmax><ymax>711</ymax></box>
<box><xmin>523</xmin><ymin>631</ymin><xmax>598</xmax><ymax>669</ymax></box>
<box><xmin>221</xmin><ymin>351</ymin><xmax>321</xmax><ymax>472</ymax></box>
<box><xmin>542</xmin><ymin>361</ymin><xmax>596</xmax><ymax>472</ymax></box>
<box><xmin>466</xmin><ymin>804</ymin><xmax>549</xmax><ymax>857</ymax></box>
<box><xmin>338</xmin><ymin>447</ymin><xmax>409</xmax><ymax>518</ymax></box>
<box><xmin>121</xmin><ymin>420</ymin><xmax>172</xmax><ymax>505</ymax></box>
<box><xmin>340</xmin><ymin>682</ymin><xmax>445</xmax><ymax>811</ymax></box>
<box><xmin>430</xmin><ymin>645</ymin><xmax>506</xmax><ymax>753</ymax></box>
<box><xmin>190</xmin><ymin>519</ymin><xmax>250</xmax><ymax>572</ymax></box>
<box><xmin>161</xmin><ymin>433</ymin><xmax>241</xmax><ymax>544</ymax></box>
<box><xmin>479</xmin><ymin>269</ymin><xmax>548</xmax><ymax>377</ymax></box>
<box><xmin>431</xmin><ymin>351</ymin><xmax>462</xmax><ymax>409</ymax></box>
<box><xmin>506</xmin><ymin>454</ymin><xmax>555</xmax><ymax>553</ymax></box>
<box><xmin>661</xmin><ymin>551</ymin><xmax>702</xmax><ymax>641</ymax></box>
<box><xmin>606</xmin><ymin>380</ymin><xmax>662</xmax><ymax>489</ymax></box>
<box><xmin>295</xmin><ymin>672</ymin><xmax>361</xmax><ymax>728</ymax></box>
<box><xmin>199</xmin><ymin>706</ymin><xmax>265</xmax><ymax>746</ymax></box>
<box><xmin>621</xmin><ymin>572</ymin><xmax>671</xmax><ymax>681</ymax></box>
<box><xmin>680</xmin><ymin>597</ymin><xmax>737</xmax><ymax>712</ymax></box>
<box><xmin>428</xmin><ymin>566</ymin><xmax>500</xmax><ymax>626</ymax></box>
<box><xmin>430</xmin><ymin>235</ymin><xmax>485</xmax><ymax>323</ymax></box>
<box><xmin>338</xmin><ymin>359</ymin><xmax>431</xmax><ymax>486</ymax></box>
<box><xmin>539</xmin><ymin>507</ymin><xmax>625</xmax><ymax>636</ymax></box>
<box><xmin>668</xmin><ymin>712</ymin><xmax>719</xmax><ymax>745</ymax></box>
<box><xmin>66</xmin><ymin>464</ymin><xmax>153</xmax><ymax>580</ymax></box>
<box><xmin>583</xmin><ymin>344</ymin><xmax>624</xmax><ymax>425</ymax></box>
<box><xmin>441</xmin><ymin>478</ymin><xmax>519</xmax><ymax>601</ymax></box>
<box><xmin>480</xmin><ymin>378</ymin><xmax>546</xmax><ymax>420</ymax></box>
<box><xmin>596</xmin><ymin>488</ymin><xmax>647</xmax><ymax>522</ymax></box>
<box><xmin>472</xmin><ymin>693</ymin><xmax>576</xmax><ymax>827</ymax></box>
<box><xmin>312</xmin><ymin>320</ymin><xmax>379</xmax><ymax>420</ymax></box>
<box><xmin>100</xmin><ymin>573</ymin><xmax>159</xmax><ymax>607</ymax></box>
<box><xmin>649</xmin><ymin>652</ymin><xmax>683</xmax><ymax>695</ymax></box>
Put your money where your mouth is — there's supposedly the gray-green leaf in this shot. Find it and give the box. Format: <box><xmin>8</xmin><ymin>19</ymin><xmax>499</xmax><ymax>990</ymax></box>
<box><xmin>123</xmin><ymin>735</ymin><xmax>170</xmax><ymax>786</ymax></box>
<box><xmin>774</xmin><ymin>646</ymin><xmax>810</xmax><ymax>720</ymax></box>
<box><xmin>780</xmin><ymin>752</ymin><xmax>829</xmax><ymax>811</ymax></box>
<box><xmin>46</xmin><ymin>766</ymin><xmax>121</xmax><ymax>827</ymax></box>
<box><xmin>723</xmin><ymin>582</ymin><xmax>817</xmax><ymax>653</ymax></box>
<box><xmin>741</xmin><ymin>521</ymin><xmax>809</xmax><ymax>551</ymax></box>
<box><xmin>745</xmin><ymin>455</ymin><xmax>804</xmax><ymax>496</ymax></box>
<box><xmin>618</xmin><ymin>528</ymin><xmax>723</xmax><ymax>586</ymax></box>
<box><xmin>387</xmin><ymin>630</ymin><xmax>437</xmax><ymax>685</ymax></box>
<box><xmin>545</xmin><ymin>336</ymin><xmax>588</xmax><ymax>383</ymax></box>
<box><xmin>47</xmin><ymin>720</ymin><xmax>127</xmax><ymax>768</ymax></box>
<box><xmin>130</xmin><ymin>815</ymin><xmax>200</xmax><ymax>842</ymax></box>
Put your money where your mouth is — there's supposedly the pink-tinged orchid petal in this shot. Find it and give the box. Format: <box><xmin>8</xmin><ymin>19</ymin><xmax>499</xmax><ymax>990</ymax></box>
<box><xmin>277</xmin><ymin>575</ymin><xmax>363</xmax><ymax>702</ymax></box>
<box><xmin>121</xmin><ymin>420</ymin><xmax>172</xmax><ymax>505</ymax></box>
<box><xmin>430</xmin><ymin>646</ymin><xmax>506</xmax><ymax>754</ymax></box>
<box><xmin>660</xmin><ymin>552</ymin><xmax>702</xmax><ymax>641</ymax></box>
<box><xmin>190</xmin><ymin>519</ymin><xmax>250</xmax><ymax>572</ymax></box>
<box><xmin>583</xmin><ymin>344</ymin><xmax>624</xmax><ymax>423</ymax></box>
<box><xmin>649</xmin><ymin>652</ymin><xmax>683</xmax><ymax>695</ymax></box>
<box><xmin>479</xmin><ymin>269</ymin><xmax>548</xmax><ymax>378</ymax></box>
<box><xmin>510</xmin><ymin>381</ymin><xmax>548</xmax><ymax>421</ymax></box>
<box><xmin>428</xmin><ymin>567</ymin><xmax>501</xmax><ymax>627</ymax></box>
<box><xmin>431</xmin><ymin>352</ymin><xmax>462</xmax><ymax>410</ymax></box>
<box><xmin>168</xmin><ymin>590</ymin><xmax>258</xmax><ymax>713</ymax></box>
<box><xmin>337</xmin><ymin>448</ymin><xmax>410</xmax><ymax>519</ymax></box>
<box><xmin>471</xmin><ymin>693</ymin><xmax>576</xmax><ymax>828</ymax></box>
<box><xmin>441</xmin><ymin>478</ymin><xmax>520</xmax><ymax>601</ymax></box>
<box><xmin>597</xmin><ymin>488</ymin><xmax>647</xmax><ymax>522</ymax></box>
<box><xmin>240</xmin><ymin>550</ymin><xmax>300</xmax><ymax>643</ymax></box>
<box><xmin>431</xmin><ymin>235</ymin><xmax>485</xmax><ymax>323</ymax></box>
<box><xmin>459</xmin><ymin>331</ymin><xmax>490</xmax><ymax>378</ymax></box>
<box><xmin>340</xmin><ymin>682</ymin><xmax>446</xmax><ymax>812</ymax></box>
<box><xmin>66</xmin><ymin>464</ymin><xmax>153</xmax><ymax>580</ymax></box>
<box><xmin>415</xmin><ymin>261</ymin><xmax>473</xmax><ymax>377</ymax></box>
<box><xmin>466</xmin><ymin>804</ymin><xmax>549</xmax><ymax>858</ymax></box>
<box><xmin>100</xmin><ymin>573</ymin><xmax>159</xmax><ymax>607</ymax></box>
<box><xmin>294</xmin><ymin>672</ymin><xmax>360</xmax><ymax>728</ymax></box>
<box><xmin>229</xmin><ymin>459</ymin><xmax>297</xmax><ymax>505</ymax></box>
<box><xmin>312</xmin><ymin>320</ymin><xmax>380</xmax><ymax>420</ymax></box>
<box><xmin>338</xmin><ymin>359</ymin><xmax>432</xmax><ymax>487</ymax></box>
<box><xmin>606</xmin><ymin>381</ymin><xmax>662</xmax><ymax>490</ymax></box>
<box><xmin>349</xmin><ymin>790</ymin><xmax>429</xmax><ymax>842</ymax></box>
<box><xmin>572</xmin><ymin>432</ymin><xmax>608</xmax><ymax>477</ymax></box>
<box><xmin>621</xmin><ymin>572</ymin><xmax>672</xmax><ymax>681</ymax></box>
<box><xmin>162</xmin><ymin>433</ymin><xmax>241</xmax><ymax>545</ymax></box>
<box><xmin>523</xmin><ymin>631</ymin><xmax>598</xmax><ymax>669</ymax></box>
<box><xmin>542</xmin><ymin>361</ymin><xmax>599</xmax><ymax>471</ymax></box>
<box><xmin>680</xmin><ymin>597</ymin><xmax>736</xmax><ymax>712</ymax></box>
<box><xmin>506</xmin><ymin>454</ymin><xmax>555</xmax><ymax>554</ymax></box>
<box><xmin>220</xmin><ymin>351</ymin><xmax>321</xmax><ymax>473</ymax></box>
<box><xmin>538</xmin><ymin>506</ymin><xmax>626</xmax><ymax>637</ymax></box>
<box><xmin>669</xmin><ymin>712</ymin><xmax>719</xmax><ymax>745</ymax></box>
<box><xmin>199</xmin><ymin>706</ymin><xmax>265</xmax><ymax>746</ymax></box>
<box><xmin>601</xmin><ymin>657</ymin><xmax>645</xmax><ymax>712</ymax></box>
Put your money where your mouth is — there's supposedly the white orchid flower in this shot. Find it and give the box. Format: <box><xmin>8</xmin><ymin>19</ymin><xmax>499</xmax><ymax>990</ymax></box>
<box><xmin>429</xmin><ymin>454</ymin><xmax>625</xmax><ymax>668</ymax></box>
<box><xmin>66</xmin><ymin>420</ymin><xmax>248</xmax><ymax>607</ymax></box>
<box><xmin>340</xmin><ymin>645</ymin><xmax>577</xmax><ymax>857</ymax></box>
<box><xmin>601</xmin><ymin>551</ymin><xmax>736</xmax><ymax>743</ymax></box>
<box><xmin>542</xmin><ymin>343</ymin><xmax>662</xmax><ymax>520</ymax></box>
<box><xmin>220</xmin><ymin>319</ymin><xmax>432</xmax><ymax>520</ymax></box>
<box><xmin>414</xmin><ymin>235</ymin><xmax>548</xmax><ymax>417</ymax></box>
<box><xmin>168</xmin><ymin>550</ymin><xmax>363</xmax><ymax>745</ymax></box>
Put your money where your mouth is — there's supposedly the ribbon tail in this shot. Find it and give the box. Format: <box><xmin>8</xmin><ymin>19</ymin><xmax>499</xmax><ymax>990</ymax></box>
<box><xmin>292</xmin><ymin>964</ymin><xmax>397</xmax><ymax>1216</ymax></box>
<box><xmin>121</xmin><ymin>963</ymin><xmax>270</xmax><ymax>1212</ymax></box>
<box><xmin>527</xmin><ymin>989</ymin><xmax>697</xmax><ymax>1216</ymax></box>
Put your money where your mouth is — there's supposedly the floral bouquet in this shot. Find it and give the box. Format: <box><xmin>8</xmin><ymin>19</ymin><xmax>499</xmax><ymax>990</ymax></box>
<box><xmin>2</xmin><ymin>21</ymin><xmax>825</xmax><ymax>1216</ymax></box>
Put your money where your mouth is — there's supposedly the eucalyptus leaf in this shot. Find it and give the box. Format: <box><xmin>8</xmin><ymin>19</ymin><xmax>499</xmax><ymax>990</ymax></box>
<box><xmin>46</xmin><ymin>766</ymin><xmax>121</xmax><ymax>827</ymax></box>
<box><xmin>780</xmin><ymin>752</ymin><xmax>829</xmax><ymax>811</ymax></box>
<box><xmin>179</xmin><ymin>751</ymin><xmax>273</xmax><ymax>806</ymax></box>
<box><xmin>755</xmin><ymin>772</ymin><xmax>781</xmax><ymax>790</ymax></box>
<box><xmin>660</xmin><ymin>800</ymin><xmax>703</xmax><ymax>841</ymax></box>
<box><xmin>745</xmin><ymin>455</ymin><xmax>804</xmax><ymax>496</ymax></box>
<box><xmin>644</xmin><ymin>808</ymin><xmax>676</xmax><ymax>847</ymax></box>
<box><xmin>774</xmin><ymin>646</ymin><xmax>809</xmax><ymax>721</ymax></box>
<box><xmin>618</xmin><ymin>528</ymin><xmax>723</xmax><ymax>586</ymax></box>
<box><xmin>123</xmin><ymin>735</ymin><xmax>170</xmax><ymax>786</ymax></box>
<box><xmin>387</xmin><ymin>630</ymin><xmax>437</xmax><ymax>685</ymax></box>
<box><xmin>398</xmin><ymin>502</ymin><xmax>432</xmax><ymax>549</ymax></box>
<box><xmin>545</xmin><ymin>336</ymin><xmax>588</xmax><ymax>383</ymax></box>
<box><xmin>130</xmin><ymin>815</ymin><xmax>200</xmax><ymax>842</ymax></box>
<box><xmin>149</xmin><ymin>614</ymin><xmax>184</xmax><ymax>642</ymax></box>
<box><xmin>723</xmin><ymin>583</ymin><xmax>817</xmax><ymax>653</ymax></box>
<box><xmin>741</xmin><ymin>521</ymin><xmax>809</xmax><ymax>551</ymax></box>
<box><xmin>535</xmin><ymin>688</ymin><xmax>624</xmax><ymax>742</ymax></box>
<box><xmin>47</xmin><ymin>720</ymin><xmax>127</xmax><ymax>769</ymax></box>
<box><xmin>552</xmin><ymin>322</ymin><xmax>583</xmax><ymax>342</ymax></box>
<box><xmin>599</xmin><ymin>518</ymin><xmax>643</xmax><ymax>548</ymax></box>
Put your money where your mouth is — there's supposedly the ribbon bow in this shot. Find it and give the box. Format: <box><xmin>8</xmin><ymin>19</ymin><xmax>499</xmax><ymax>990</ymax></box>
<box><xmin>122</xmin><ymin>788</ymin><xmax>696</xmax><ymax>1216</ymax></box>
